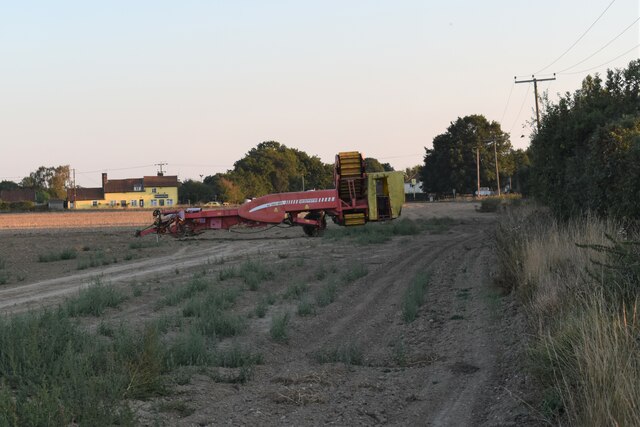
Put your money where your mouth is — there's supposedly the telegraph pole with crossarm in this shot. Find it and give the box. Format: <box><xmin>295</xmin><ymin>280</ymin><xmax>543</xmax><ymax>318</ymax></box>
<box><xmin>515</xmin><ymin>74</ymin><xmax>556</xmax><ymax>132</ymax></box>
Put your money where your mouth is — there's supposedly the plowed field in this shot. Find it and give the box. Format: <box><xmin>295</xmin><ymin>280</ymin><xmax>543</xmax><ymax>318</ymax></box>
<box><xmin>0</xmin><ymin>203</ymin><xmax>540</xmax><ymax>425</ymax></box>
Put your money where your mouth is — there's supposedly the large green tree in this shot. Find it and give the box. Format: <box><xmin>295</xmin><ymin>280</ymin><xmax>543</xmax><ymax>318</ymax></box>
<box><xmin>0</xmin><ymin>180</ymin><xmax>19</xmax><ymax>192</ymax></box>
<box><xmin>178</xmin><ymin>180</ymin><xmax>215</xmax><ymax>204</ymax></box>
<box><xmin>364</xmin><ymin>158</ymin><xmax>394</xmax><ymax>173</ymax></box>
<box><xmin>421</xmin><ymin>115</ymin><xmax>513</xmax><ymax>194</ymax></box>
<box><xmin>20</xmin><ymin>165</ymin><xmax>70</xmax><ymax>202</ymax></box>
<box><xmin>205</xmin><ymin>142</ymin><xmax>333</xmax><ymax>202</ymax></box>
<box><xmin>530</xmin><ymin>59</ymin><xmax>640</xmax><ymax>218</ymax></box>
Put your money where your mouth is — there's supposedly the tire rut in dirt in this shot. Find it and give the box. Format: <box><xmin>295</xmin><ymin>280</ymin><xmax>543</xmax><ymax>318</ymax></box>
<box><xmin>264</xmin><ymin>222</ymin><xmax>500</xmax><ymax>425</ymax></box>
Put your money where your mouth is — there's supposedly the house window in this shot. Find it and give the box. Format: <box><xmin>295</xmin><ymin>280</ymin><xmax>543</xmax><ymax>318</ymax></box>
<box><xmin>166</xmin><ymin>199</ymin><xmax>173</xmax><ymax>206</ymax></box>
<box><xmin>150</xmin><ymin>199</ymin><xmax>157</xmax><ymax>207</ymax></box>
<box><xmin>139</xmin><ymin>199</ymin><xmax>144</xmax><ymax>208</ymax></box>
<box><xmin>151</xmin><ymin>188</ymin><xmax>157</xmax><ymax>194</ymax></box>
<box><xmin>110</xmin><ymin>200</ymin><xmax>116</xmax><ymax>207</ymax></box>
<box><xmin>134</xmin><ymin>185</ymin><xmax>142</xmax><ymax>191</ymax></box>
<box><xmin>130</xmin><ymin>200</ymin><xmax>137</xmax><ymax>207</ymax></box>
<box><xmin>120</xmin><ymin>200</ymin><xmax>126</xmax><ymax>207</ymax></box>
<box><xmin>92</xmin><ymin>200</ymin><xmax>98</xmax><ymax>207</ymax></box>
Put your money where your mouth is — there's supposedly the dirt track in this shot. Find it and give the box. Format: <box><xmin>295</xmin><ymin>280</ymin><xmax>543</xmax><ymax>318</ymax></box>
<box><xmin>0</xmin><ymin>202</ymin><xmax>539</xmax><ymax>425</ymax></box>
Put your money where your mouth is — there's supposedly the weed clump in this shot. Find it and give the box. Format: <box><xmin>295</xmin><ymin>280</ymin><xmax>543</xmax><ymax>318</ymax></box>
<box><xmin>38</xmin><ymin>248</ymin><xmax>77</xmax><ymax>262</ymax></box>
<box><xmin>158</xmin><ymin>276</ymin><xmax>210</xmax><ymax>307</ymax></box>
<box><xmin>315</xmin><ymin>281</ymin><xmax>338</xmax><ymax>307</ymax></box>
<box><xmin>297</xmin><ymin>299</ymin><xmax>316</xmax><ymax>317</ymax></box>
<box><xmin>402</xmin><ymin>272</ymin><xmax>430</xmax><ymax>323</ymax></box>
<box><xmin>63</xmin><ymin>280</ymin><xmax>127</xmax><ymax>316</ymax></box>
<box><xmin>323</xmin><ymin>217</ymin><xmax>455</xmax><ymax>244</ymax></box>
<box><xmin>314</xmin><ymin>341</ymin><xmax>364</xmax><ymax>365</ymax></box>
<box><xmin>0</xmin><ymin>311</ymin><xmax>165</xmax><ymax>425</ymax></box>
<box><xmin>270</xmin><ymin>312</ymin><xmax>290</xmax><ymax>342</ymax></box>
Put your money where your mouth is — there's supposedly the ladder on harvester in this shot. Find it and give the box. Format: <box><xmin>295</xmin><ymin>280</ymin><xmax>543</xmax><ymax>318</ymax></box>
<box><xmin>336</xmin><ymin>151</ymin><xmax>366</xmax><ymax>226</ymax></box>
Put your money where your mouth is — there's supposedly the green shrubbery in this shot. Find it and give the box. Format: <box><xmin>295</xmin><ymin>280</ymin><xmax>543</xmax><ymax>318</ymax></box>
<box><xmin>0</xmin><ymin>310</ymin><xmax>161</xmax><ymax>425</ymax></box>
<box><xmin>530</xmin><ymin>60</ymin><xmax>640</xmax><ymax>219</ymax></box>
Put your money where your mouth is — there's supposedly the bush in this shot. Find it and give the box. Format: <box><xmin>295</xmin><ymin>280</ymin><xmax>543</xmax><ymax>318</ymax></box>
<box><xmin>402</xmin><ymin>272</ymin><xmax>430</xmax><ymax>323</ymax></box>
<box><xmin>238</xmin><ymin>260</ymin><xmax>275</xmax><ymax>290</ymax></box>
<box><xmin>315</xmin><ymin>281</ymin><xmax>338</xmax><ymax>307</ymax></box>
<box><xmin>212</xmin><ymin>344</ymin><xmax>263</xmax><ymax>368</ymax></box>
<box><xmin>194</xmin><ymin>310</ymin><xmax>246</xmax><ymax>338</ymax></box>
<box><xmin>63</xmin><ymin>280</ymin><xmax>127</xmax><ymax>316</ymax></box>
<box><xmin>158</xmin><ymin>276</ymin><xmax>210</xmax><ymax>307</ymax></box>
<box><xmin>166</xmin><ymin>327</ymin><xmax>211</xmax><ymax>367</ymax></box>
<box><xmin>284</xmin><ymin>282</ymin><xmax>308</xmax><ymax>300</ymax></box>
<box><xmin>314</xmin><ymin>341</ymin><xmax>364</xmax><ymax>365</ymax></box>
<box><xmin>0</xmin><ymin>310</ymin><xmax>161</xmax><ymax>425</ymax></box>
<box><xmin>8</xmin><ymin>201</ymin><xmax>34</xmax><ymax>211</ymax></box>
<box><xmin>297</xmin><ymin>299</ymin><xmax>316</xmax><ymax>317</ymax></box>
<box><xmin>529</xmin><ymin>60</ymin><xmax>640</xmax><ymax>220</ymax></box>
<box><xmin>270</xmin><ymin>312</ymin><xmax>290</xmax><ymax>342</ymax></box>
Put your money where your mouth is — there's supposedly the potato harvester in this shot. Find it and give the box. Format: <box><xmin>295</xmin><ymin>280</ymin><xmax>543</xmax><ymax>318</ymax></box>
<box><xmin>135</xmin><ymin>151</ymin><xmax>405</xmax><ymax>238</ymax></box>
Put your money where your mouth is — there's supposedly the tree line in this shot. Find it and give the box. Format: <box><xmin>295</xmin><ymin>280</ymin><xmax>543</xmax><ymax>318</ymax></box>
<box><xmin>0</xmin><ymin>166</ymin><xmax>70</xmax><ymax>204</ymax></box>
<box><xmin>529</xmin><ymin>59</ymin><xmax>639</xmax><ymax>219</ymax></box>
<box><xmin>418</xmin><ymin>114</ymin><xmax>530</xmax><ymax>196</ymax></box>
<box><xmin>7</xmin><ymin>60</ymin><xmax>636</xmax><ymax>216</ymax></box>
<box><xmin>179</xmin><ymin>142</ymin><xmax>396</xmax><ymax>204</ymax></box>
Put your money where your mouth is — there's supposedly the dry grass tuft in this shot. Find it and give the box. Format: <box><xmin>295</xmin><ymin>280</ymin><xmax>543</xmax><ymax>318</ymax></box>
<box><xmin>496</xmin><ymin>205</ymin><xmax>640</xmax><ymax>424</ymax></box>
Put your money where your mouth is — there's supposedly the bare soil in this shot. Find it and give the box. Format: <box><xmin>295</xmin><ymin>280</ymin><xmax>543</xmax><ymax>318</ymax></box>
<box><xmin>0</xmin><ymin>202</ymin><xmax>542</xmax><ymax>426</ymax></box>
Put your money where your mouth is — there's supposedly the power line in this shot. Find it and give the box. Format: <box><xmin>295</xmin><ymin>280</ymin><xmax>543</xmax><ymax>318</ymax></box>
<box><xmin>559</xmin><ymin>43</ymin><xmax>640</xmax><ymax>75</ymax></box>
<box><xmin>500</xmin><ymin>82</ymin><xmax>515</xmax><ymax>123</ymax></box>
<box><xmin>509</xmin><ymin>84</ymin><xmax>531</xmax><ymax>135</ymax></box>
<box><xmin>75</xmin><ymin>164</ymin><xmax>157</xmax><ymax>175</ymax></box>
<box><xmin>172</xmin><ymin>163</ymin><xmax>234</xmax><ymax>168</ymax></box>
<box><xmin>558</xmin><ymin>16</ymin><xmax>640</xmax><ymax>73</ymax></box>
<box><xmin>536</xmin><ymin>0</ymin><xmax>618</xmax><ymax>74</ymax></box>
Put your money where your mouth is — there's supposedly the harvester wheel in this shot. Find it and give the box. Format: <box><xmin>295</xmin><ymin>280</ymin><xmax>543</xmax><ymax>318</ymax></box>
<box><xmin>303</xmin><ymin>211</ymin><xmax>326</xmax><ymax>237</ymax></box>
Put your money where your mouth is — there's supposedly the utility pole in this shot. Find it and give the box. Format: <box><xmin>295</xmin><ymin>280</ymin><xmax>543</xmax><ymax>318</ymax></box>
<box><xmin>72</xmin><ymin>168</ymin><xmax>77</xmax><ymax>209</ymax></box>
<box><xmin>493</xmin><ymin>141</ymin><xmax>501</xmax><ymax>196</ymax></box>
<box><xmin>155</xmin><ymin>162</ymin><xmax>167</xmax><ymax>176</ymax></box>
<box><xmin>476</xmin><ymin>147</ymin><xmax>480</xmax><ymax>197</ymax></box>
<box><xmin>514</xmin><ymin>74</ymin><xmax>556</xmax><ymax>132</ymax></box>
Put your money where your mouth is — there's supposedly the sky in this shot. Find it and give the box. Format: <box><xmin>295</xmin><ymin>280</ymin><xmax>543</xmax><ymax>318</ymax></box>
<box><xmin>1</xmin><ymin>0</ymin><xmax>638</xmax><ymax>188</ymax></box>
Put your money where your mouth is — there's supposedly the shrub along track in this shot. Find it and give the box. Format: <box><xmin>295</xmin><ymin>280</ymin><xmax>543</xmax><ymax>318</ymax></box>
<box><xmin>0</xmin><ymin>203</ymin><xmax>539</xmax><ymax>425</ymax></box>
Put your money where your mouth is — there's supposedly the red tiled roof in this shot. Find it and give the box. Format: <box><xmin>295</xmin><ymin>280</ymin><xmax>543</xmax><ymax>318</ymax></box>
<box><xmin>103</xmin><ymin>178</ymin><xmax>144</xmax><ymax>193</ymax></box>
<box><xmin>67</xmin><ymin>187</ymin><xmax>104</xmax><ymax>201</ymax></box>
<box><xmin>144</xmin><ymin>176</ymin><xmax>178</xmax><ymax>187</ymax></box>
<box><xmin>0</xmin><ymin>189</ymin><xmax>36</xmax><ymax>202</ymax></box>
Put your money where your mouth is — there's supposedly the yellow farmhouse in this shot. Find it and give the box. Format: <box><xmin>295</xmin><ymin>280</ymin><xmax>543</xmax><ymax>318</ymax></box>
<box><xmin>68</xmin><ymin>173</ymin><xmax>179</xmax><ymax>209</ymax></box>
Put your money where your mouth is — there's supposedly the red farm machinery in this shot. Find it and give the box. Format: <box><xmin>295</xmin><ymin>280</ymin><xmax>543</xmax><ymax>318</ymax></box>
<box><xmin>136</xmin><ymin>151</ymin><xmax>405</xmax><ymax>238</ymax></box>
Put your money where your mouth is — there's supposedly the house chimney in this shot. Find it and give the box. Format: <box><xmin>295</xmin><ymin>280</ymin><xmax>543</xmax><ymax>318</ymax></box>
<box><xmin>102</xmin><ymin>173</ymin><xmax>108</xmax><ymax>188</ymax></box>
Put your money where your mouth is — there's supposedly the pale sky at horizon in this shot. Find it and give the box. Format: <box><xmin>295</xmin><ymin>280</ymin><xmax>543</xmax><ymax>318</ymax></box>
<box><xmin>1</xmin><ymin>0</ymin><xmax>638</xmax><ymax>187</ymax></box>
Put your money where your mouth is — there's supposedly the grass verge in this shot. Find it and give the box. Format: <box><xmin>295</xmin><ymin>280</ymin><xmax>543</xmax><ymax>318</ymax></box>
<box><xmin>496</xmin><ymin>205</ymin><xmax>640</xmax><ymax>424</ymax></box>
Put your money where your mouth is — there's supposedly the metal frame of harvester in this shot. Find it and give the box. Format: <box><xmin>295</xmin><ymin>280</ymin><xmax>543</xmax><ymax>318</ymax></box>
<box><xmin>135</xmin><ymin>151</ymin><xmax>405</xmax><ymax>238</ymax></box>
